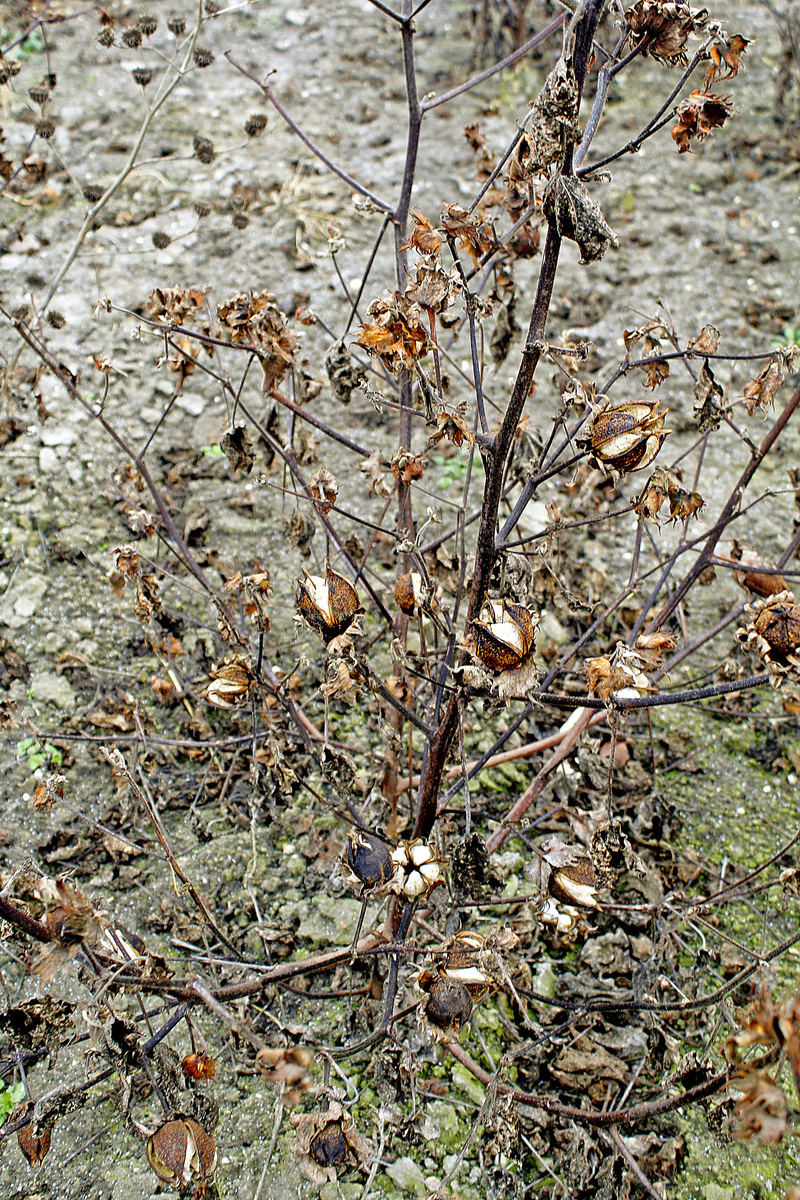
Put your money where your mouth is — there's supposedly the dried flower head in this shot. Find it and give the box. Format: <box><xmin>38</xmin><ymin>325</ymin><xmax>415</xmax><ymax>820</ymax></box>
<box><xmin>29</xmin><ymin>83</ymin><xmax>50</xmax><ymax>105</ymax></box>
<box><xmin>96</xmin><ymin>28</ymin><xmax>115</xmax><ymax>47</ymax></box>
<box><xmin>132</xmin><ymin>66</ymin><xmax>153</xmax><ymax>87</ymax></box>
<box><xmin>35</xmin><ymin>119</ymin><xmax>55</xmax><ymax>140</ymax></box>
<box><xmin>138</xmin><ymin>14</ymin><xmax>158</xmax><ymax>36</ymax></box>
<box><xmin>182</xmin><ymin>1051</ymin><xmax>216</xmax><ymax>1081</ymax></box>
<box><xmin>13</xmin><ymin>1102</ymin><xmax>53</xmax><ymax>1167</ymax></box>
<box><xmin>232</xmin><ymin>212</ymin><xmax>250</xmax><ymax>229</ymax></box>
<box><xmin>151</xmin><ymin>230</ymin><xmax>171</xmax><ymax>249</ymax></box>
<box><xmin>0</xmin><ymin>57</ymin><xmax>22</xmax><ymax>85</ymax></box>
<box><xmin>356</xmin><ymin>294</ymin><xmax>430</xmax><ymax>375</ymax></box>
<box><xmin>194</xmin><ymin>200</ymin><xmax>211</xmax><ymax>217</ymax></box>
<box><xmin>83</xmin><ymin>183</ymin><xmax>104</xmax><ymax>203</ymax></box>
<box><xmin>672</xmin><ymin>90</ymin><xmax>733</xmax><ymax>152</ymax></box>
<box><xmin>122</xmin><ymin>27</ymin><xmax>143</xmax><ymax>48</ymax></box>
<box><xmin>46</xmin><ymin>310</ymin><xmax>66</xmax><ymax>329</ymax></box>
<box><xmin>625</xmin><ymin>1</ymin><xmax>708</xmax><ymax>66</ymax></box>
<box><xmin>193</xmin><ymin>47</ymin><xmax>215</xmax><ymax>68</ymax></box>
<box><xmin>168</xmin><ymin>14</ymin><xmax>186</xmax><ymax>35</ymax></box>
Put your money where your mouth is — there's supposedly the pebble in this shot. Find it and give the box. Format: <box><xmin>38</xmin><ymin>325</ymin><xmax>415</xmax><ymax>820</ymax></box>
<box><xmin>30</xmin><ymin>670</ymin><xmax>77</xmax><ymax>713</ymax></box>
<box><xmin>0</xmin><ymin>572</ymin><xmax>49</xmax><ymax>628</ymax></box>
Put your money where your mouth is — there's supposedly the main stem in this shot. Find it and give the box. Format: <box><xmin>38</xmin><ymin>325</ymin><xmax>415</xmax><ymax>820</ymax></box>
<box><xmin>412</xmin><ymin>0</ymin><xmax>607</xmax><ymax>841</ymax></box>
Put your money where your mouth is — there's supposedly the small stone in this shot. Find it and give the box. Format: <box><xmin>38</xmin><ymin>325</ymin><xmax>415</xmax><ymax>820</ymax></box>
<box><xmin>40</xmin><ymin>424</ymin><xmax>78</xmax><ymax>447</ymax></box>
<box><xmin>31</xmin><ymin>671</ymin><xmax>76</xmax><ymax>713</ymax></box>
<box><xmin>385</xmin><ymin>1156</ymin><xmax>428</xmax><ymax>1195</ymax></box>
<box><xmin>0</xmin><ymin>573</ymin><xmax>49</xmax><ymax>628</ymax></box>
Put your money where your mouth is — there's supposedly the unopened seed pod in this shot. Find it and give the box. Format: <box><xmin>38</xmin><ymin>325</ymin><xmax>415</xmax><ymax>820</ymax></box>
<box><xmin>147</xmin><ymin>1118</ymin><xmax>216</xmax><ymax>1190</ymax></box>
<box><xmin>343</xmin><ymin>830</ymin><xmax>393</xmax><ymax>891</ymax></box>
<box><xmin>426</xmin><ymin>977</ymin><xmax>473</xmax><ymax>1031</ymax></box>
<box><xmin>310</xmin><ymin>1120</ymin><xmax>349</xmax><ymax>1167</ymax></box>
<box><xmin>549</xmin><ymin>858</ymin><xmax>598</xmax><ymax>908</ymax></box>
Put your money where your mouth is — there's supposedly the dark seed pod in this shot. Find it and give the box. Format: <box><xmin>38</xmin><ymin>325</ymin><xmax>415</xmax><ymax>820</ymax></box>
<box><xmin>589</xmin><ymin>400</ymin><xmax>667</xmax><ymax>474</ymax></box>
<box><xmin>244</xmin><ymin>113</ymin><xmax>268</xmax><ymax>136</ymax></box>
<box><xmin>232</xmin><ymin>213</ymin><xmax>249</xmax><ymax>230</ymax></box>
<box><xmin>84</xmin><ymin>184</ymin><xmax>104</xmax><ymax>203</ymax></box>
<box><xmin>344</xmin><ymin>830</ymin><xmax>393</xmax><ymax>891</ymax></box>
<box><xmin>147</xmin><ymin>1118</ymin><xmax>216</xmax><ymax>1189</ymax></box>
<box><xmin>194</xmin><ymin>200</ymin><xmax>211</xmax><ymax>217</ymax></box>
<box><xmin>167</xmin><ymin>15</ymin><xmax>186</xmax><ymax>35</ymax></box>
<box><xmin>96</xmin><ymin>27</ymin><xmax>115</xmax><ymax>46</ymax></box>
<box><xmin>426</xmin><ymin>977</ymin><xmax>473</xmax><ymax>1031</ymax></box>
<box><xmin>0</xmin><ymin>59</ymin><xmax>22</xmax><ymax>85</ymax></box>
<box><xmin>549</xmin><ymin>857</ymin><xmax>598</xmax><ymax>908</ymax></box>
<box><xmin>394</xmin><ymin>571</ymin><xmax>423</xmax><ymax>615</ymax></box>
<box><xmin>754</xmin><ymin>601</ymin><xmax>800</xmax><ymax>656</ymax></box>
<box><xmin>122</xmin><ymin>27</ymin><xmax>143</xmax><ymax>48</ymax></box>
<box><xmin>473</xmin><ymin>598</ymin><xmax>537</xmax><ymax>672</ymax></box>
<box><xmin>132</xmin><ymin>66</ymin><xmax>153</xmax><ymax>87</ymax></box>
<box><xmin>310</xmin><ymin>1120</ymin><xmax>349</xmax><ymax>1167</ymax></box>
<box><xmin>138</xmin><ymin>14</ymin><xmax>158</xmax><ymax>36</ymax></box>
<box><xmin>193</xmin><ymin>47</ymin><xmax>214</xmax><ymax>67</ymax></box>
<box><xmin>29</xmin><ymin>83</ymin><xmax>50</xmax><ymax>105</ymax></box>
<box><xmin>35</xmin><ymin>119</ymin><xmax>55</xmax><ymax>140</ymax></box>
<box><xmin>193</xmin><ymin>135</ymin><xmax>215</xmax><ymax>164</ymax></box>
<box><xmin>46</xmin><ymin>310</ymin><xmax>66</xmax><ymax>328</ymax></box>
<box><xmin>152</xmin><ymin>230</ymin><xmax>171</xmax><ymax>249</ymax></box>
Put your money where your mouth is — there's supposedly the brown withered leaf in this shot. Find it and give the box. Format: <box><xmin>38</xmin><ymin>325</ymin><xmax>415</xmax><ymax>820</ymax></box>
<box><xmin>406</xmin><ymin>257</ymin><xmax>459</xmax><ymax>314</ymax></box>
<box><xmin>743</xmin><ymin>358</ymin><xmax>786</xmax><ymax>416</ymax></box>
<box><xmin>669</xmin><ymin>487</ymin><xmax>704</xmax><ymax>522</ymax></box>
<box><xmin>645</xmin><ymin>359</ymin><xmax>670</xmax><ymax>388</ymax></box>
<box><xmin>687</xmin><ymin>323</ymin><xmax>720</xmax><ymax>355</ymax></box>
<box><xmin>551</xmin><ymin>1035</ymin><xmax>629</xmax><ymax>1102</ymax></box>
<box><xmin>217</xmin><ymin>291</ymin><xmax>298</xmax><ymax>394</ymax></box>
<box><xmin>522</xmin><ymin>49</ymin><xmax>581</xmax><ymax>176</ymax></box>
<box><xmin>134</xmin><ymin>574</ymin><xmax>161</xmax><ymax>623</ymax></box>
<box><xmin>220</xmin><ymin>424</ymin><xmax>254</xmax><ymax>474</ymax></box>
<box><xmin>731</xmin><ymin>1066</ymin><xmax>788</xmax><ymax>1145</ymax></box>
<box><xmin>33</xmin><ymin>772</ymin><xmax>66</xmax><ymax>810</ymax></box>
<box><xmin>693</xmin><ymin>359</ymin><xmax>724</xmax><ymax>430</ymax></box>
<box><xmin>360</xmin><ymin>448</ymin><xmax>391</xmax><ymax>498</ymax></box>
<box><xmin>325</xmin><ymin>338</ymin><xmax>363</xmax><ymax>405</ymax></box>
<box><xmin>403</xmin><ymin>208</ymin><xmax>442</xmax><ymax>256</ymax></box>
<box><xmin>256</xmin><ymin>1046</ymin><xmax>313</xmax><ymax>1105</ymax></box>
<box><xmin>309</xmin><ymin>466</ymin><xmax>339</xmax><ymax>516</ymax></box>
<box><xmin>168</xmin><ymin>335</ymin><xmax>199</xmax><ymax>381</ymax></box>
<box><xmin>321</xmin><ymin>660</ymin><xmax>362</xmax><ymax>705</ymax></box>
<box><xmin>672</xmin><ymin>91</ymin><xmax>733</xmax><ymax>153</ymax></box>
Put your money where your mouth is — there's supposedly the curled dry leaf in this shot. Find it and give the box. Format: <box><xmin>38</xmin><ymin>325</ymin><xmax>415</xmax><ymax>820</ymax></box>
<box><xmin>730</xmin><ymin>1066</ymin><xmax>788</xmax><ymax>1145</ymax></box>
<box><xmin>356</xmin><ymin>293</ymin><xmax>429</xmax><ymax>374</ymax></box>
<box><xmin>390</xmin><ymin>449</ymin><xmax>426</xmax><ymax>484</ymax></box>
<box><xmin>309</xmin><ymin>466</ymin><xmax>339</xmax><ymax>516</ymax></box>
<box><xmin>325</xmin><ymin>338</ymin><xmax>364</xmax><ymax>404</ymax></box>
<box><xmin>543</xmin><ymin>175</ymin><xmax>618</xmax><ymax>264</ymax></box>
<box><xmin>427</xmin><ymin>403</ymin><xmax>475</xmax><ymax>449</ymax></box>
<box><xmin>441</xmin><ymin>203</ymin><xmax>496</xmax><ymax>267</ymax></box>
<box><xmin>220</xmin><ymin>424</ymin><xmax>254</xmax><ymax>474</ymax></box>
<box><xmin>693</xmin><ymin>358</ymin><xmax>725</xmax><ymax>430</ymax></box>
<box><xmin>523</xmin><ymin>48</ymin><xmax>582</xmax><ymax>175</ymax></box>
<box><xmin>743</xmin><ymin>356</ymin><xmax>790</xmax><ymax>416</ymax></box>
<box><xmin>705</xmin><ymin>34</ymin><xmax>750</xmax><ymax>86</ymax></box>
<box><xmin>687</xmin><ymin>323</ymin><xmax>720</xmax><ymax>355</ymax></box>
<box><xmin>359</xmin><ymin>447</ymin><xmax>391</xmax><ymax>498</ymax></box>
<box><xmin>730</xmin><ymin>544</ymin><xmax>787</xmax><ymax>599</ymax></box>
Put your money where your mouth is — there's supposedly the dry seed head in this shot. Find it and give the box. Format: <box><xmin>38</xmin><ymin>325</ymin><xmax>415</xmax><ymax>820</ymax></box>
<box><xmin>96</xmin><ymin>27</ymin><xmax>115</xmax><ymax>46</ymax></box>
<box><xmin>0</xmin><ymin>58</ymin><xmax>22</xmax><ymax>85</ymax></box>
<box><xmin>205</xmin><ymin>0</ymin><xmax>223</xmax><ymax>13</ymax></box>
<box><xmin>245</xmin><ymin>113</ymin><xmax>268</xmax><ymax>136</ymax></box>
<box><xmin>35</xmin><ymin>119</ymin><xmax>55</xmax><ymax>140</ymax></box>
<box><xmin>46</xmin><ymin>310</ymin><xmax>66</xmax><ymax>329</ymax></box>
<box><xmin>343</xmin><ymin>830</ymin><xmax>393</xmax><ymax>893</ymax></box>
<box><xmin>193</xmin><ymin>47</ymin><xmax>215</xmax><ymax>67</ymax></box>
<box><xmin>152</xmin><ymin>230</ymin><xmax>171</xmax><ymax>249</ymax></box>
<box><xmin>194</xmin><ymin>200</ymin><xmax>211</xmax><ymax>217</ymax></box>
<box><xmin>193</xmin><ymin>135</ymin><xmax>215</xmax><ymax>164</ymax></box>
<box><xmin>29</xmin><ymin>83</ymin><xmax>50</xmax><ymax>105</ymax></box>
<box><xmin>138</xmin><ymin>14</ymin><xmax>158</xmax><ymax>36</ymax></box>
<box><xmin>83</xmin><ymin>184</ymin><xmax>104</xmax><ymax>202</ymax></box>
<box><xmin>132</xmin><ymin>66</ymin><xmax>153</xmax><ymax>87</ymax></box>
<box><xmin>122</xmin><ymin>27</ymin><xmax>143</xmax><ymax>48</ymax></box>
<box><xmin>168</xmin><ymin>14</ymin><xmax>186</xmax><ymax>35</ymax></box>
<box><xmin>232</xmin><ymin>212</ymin><xmax>250</xmax><ymax>230</ymax></box>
